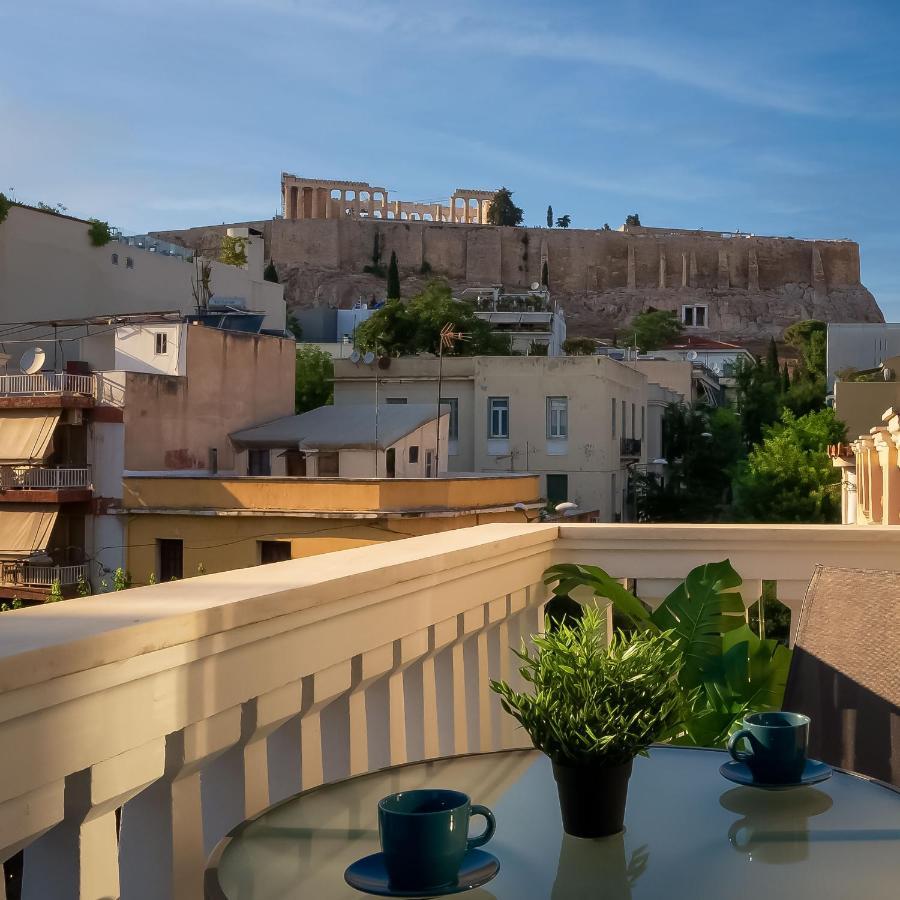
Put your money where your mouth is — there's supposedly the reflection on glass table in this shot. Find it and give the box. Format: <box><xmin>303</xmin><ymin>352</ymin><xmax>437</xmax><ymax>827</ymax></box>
<box><xmin>206</xmin><ymin>746</ymin><xmax>900</xmax><ymax>900</ymax></box>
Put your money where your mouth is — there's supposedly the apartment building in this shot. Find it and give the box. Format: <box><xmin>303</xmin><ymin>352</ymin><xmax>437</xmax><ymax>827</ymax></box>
<box><xmin>332</xmin><ymin>355</ymin><xmax>685</xmax><ymax>520</ymax></box>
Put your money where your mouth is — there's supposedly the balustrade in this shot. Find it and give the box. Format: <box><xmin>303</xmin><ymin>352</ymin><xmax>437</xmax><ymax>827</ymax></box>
<box><xmin>0</xmin><ymin>522</ymin><xmax>898</xmax><ymax>898</ymax></box>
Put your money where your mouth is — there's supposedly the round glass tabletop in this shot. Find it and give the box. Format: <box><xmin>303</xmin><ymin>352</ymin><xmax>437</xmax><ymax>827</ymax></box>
<box><xmin>206</xmin><ymin>746</ymin><xmax>900</xmax><ymax>899</ymax></box>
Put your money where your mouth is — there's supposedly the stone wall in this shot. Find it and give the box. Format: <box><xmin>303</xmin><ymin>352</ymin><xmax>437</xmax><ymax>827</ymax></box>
<box><xmin>153</xmin><ymin>219</ymin><xmax>883</xmax><ymax>340</ymax></box>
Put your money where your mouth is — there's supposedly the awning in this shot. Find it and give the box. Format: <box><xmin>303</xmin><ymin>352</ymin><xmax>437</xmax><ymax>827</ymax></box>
<box><xmin>0</xmin><ymin>411</ymin><xmax>60</xmax><ymax>464</ymax></box>
<box><xmin>0</xmin><ymin>505</ymin><xmax>59</xmax><ymax>560</ymax></box>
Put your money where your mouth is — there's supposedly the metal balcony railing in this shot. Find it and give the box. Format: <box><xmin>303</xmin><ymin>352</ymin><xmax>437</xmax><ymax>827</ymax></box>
<box><xmin>0</xmin><ymin>466</ymin><xmax>91</xmax><ymax>490</ymax></box>
<box><xmin>0</xmin><ymin>372</ymin><xmax>95</xmax><ymax>397</ymax></box>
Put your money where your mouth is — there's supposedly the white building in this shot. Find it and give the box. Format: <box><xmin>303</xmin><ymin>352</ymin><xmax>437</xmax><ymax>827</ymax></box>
<box><xmin>826</xmin><ymin>323</ymin><xmax>900</xmax><ymax>391</ymax></box>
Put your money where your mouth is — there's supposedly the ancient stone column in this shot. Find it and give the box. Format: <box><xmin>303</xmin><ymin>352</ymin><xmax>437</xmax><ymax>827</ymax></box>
<box><xmin>748</xmin><ymin>247</ymin><xmax>760</xmax><ymax>291</ymax></box>
<box><xmin>311</xmin><ymin>187</ymin><xmax>321</xmax><ymax>220</ymax></box>
<box><xmin>717</xmin><ymin>248</ymin><xmax>730</xmax><ymax>290</ymax></box>
<box><xmin>627</xmin><ymin>245</ymin><xmax>636</xmax><ymax>289</ymax></box>
<box><xmin>681</xmin><ymin>252</ymin><xmax>689</xmax><ymax>288</ymax></box>
<box><xmin>658</xmin><ymin>248</ymin><xmax>667</xmax><ymax>288</ymax></box>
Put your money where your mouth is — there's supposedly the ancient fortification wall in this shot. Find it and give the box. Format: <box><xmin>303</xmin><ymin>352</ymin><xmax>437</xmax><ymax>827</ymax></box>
<box><xmin>154</xmin><ymin>219</ymin><xmax>883</xmax><ymax>341</ymax></box>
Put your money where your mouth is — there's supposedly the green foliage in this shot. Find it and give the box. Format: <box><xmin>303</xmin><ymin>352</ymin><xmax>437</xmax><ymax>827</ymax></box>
<box><xmin>354</xmin><ymin>280</ymin><xmax>512</xmax><ymax>357</ymax></box>
<box><xmin>419</xmin><ymin>259</ymin><xmax>432</xmax><ymax>276</ymax></box>
<box><xmin>555</xmin><ymin>214</ymin><xmax>571</xmax><ymax>228</ymax></box>
<box><xmin>625</xmin><ymin>213</ymin><xmax>641</xmax><ymax>227</ymax></box>
<box><xmin>48</xmin><ymin>579</ymin><xmax>63</xmax><ymax>603</ymax></box>
<box><xmin>486</xmin><ymin>187</ymin><xmax>524</xmax><ymax>226</ymax></box>
<box><xmin>263</xmin><ymin>260</ymin><xmax>280</xmax><ymax>283</ymax></box>
<box><xmin>363</xmin><ymin>232</ymin><xmax>386</xmax><ymax>276</ymax></box>
<box><xmin>148</xmin><ymin>572</ymin><xmax>157</xmax><ymax>586</ymax></box>
<box><xmin>286</xmin><ymin>313</ymin><xmax>303</xmax><ymax>340</ymax></box>
<box><xmin>490</xmin><ymin>607</ymin><xmax>684</xmax><ymax>766</ymax></box>
<box><xmin>732</xmin><ymin>408</ymin><xmax>845</xmax><ymax>523</ymax></box>
<box><xmin>0</xmin><ymin>192</ymin><xmax>12</xmax><ymax>225</ymax></box>
<box><xmin>0</xmin><ymin>599</ymin><xmax>23</xmax><ymax>612</ymax></box>
<box><xmin>625</xmin><ymin>309</ymin><xmax>682</xmax><ymax>351</ymax></box>
<box><xmin>547</xmin><ymin>205</ymin><xmax>553</xmax><ymax>228</ymax></box>
<box><xmin>386</xmin><ymin>250</ymin><xmax>401</xmax><ymax>300</ymax></box>
<box><xmin>602</xmin><ymin>223</ymin><xmax>612</xmax><ymax>231</ymax></box>
<box><xmin>528</xmin><ymin>340</ymin><xmax>549</xmax><ymax>356</ymax></box>
<box><xmin>35</xmin><ymin>201</ymin><xmax>67</xmax><ymax>215</ymax></box>
<box><xmin>76</xmin><ymin>575</ymin><xmax>91</xmax><ymax>597</ymax></box>
<box><xmin>295</xmin><ymin>344</ymin><xmax>334</xmax><ymax>413</ymax></box>
<box><xmin>783</xmin><ymin>320</ymin><xmax>827</xmax><ymax>379</ymax></box>
<box><xmin>562</xmin><ymin>337</ymin><xmax>597</xmax><ymax>356</ymax></box>
<box><xmin>113</xmin><ymin>568</ymin><xmax>132</xmax><ymax>591</ymax></box>
<box><xmin>541</xmin><ymin>260</ymin><xmax>549</xmax><ymax>286</ymax></box>
<box><xmin>88</xmin><ymin>219</ymin><xmax>112</xmax><ymax>247</ymax></box>
<box><xmin>218</xmin><ymin>235</ymin><xmax>248</xmax><ymax>267</ymax></box>
<box><xmin>543</xmin><ymin>559</ymin><xmax>793</xmax><ymax>747</ymax></box>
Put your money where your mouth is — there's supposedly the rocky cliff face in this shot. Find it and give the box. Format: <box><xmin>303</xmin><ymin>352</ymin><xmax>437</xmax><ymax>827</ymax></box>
<box><xmin>153</xmin><ymin>219</ymin><xmax>884</xmax><ymax>341</ymax></box>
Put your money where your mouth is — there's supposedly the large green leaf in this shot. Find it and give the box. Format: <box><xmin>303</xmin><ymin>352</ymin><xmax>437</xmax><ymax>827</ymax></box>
<box><xmin>543</xmin><ymin>563</ymin><xmax>654</xmax><ymax>631</ymax></box>
<box><xmin>650</xmin><ymin>560</ymin><xmax>745</xmax><ymax>688</ymax></box>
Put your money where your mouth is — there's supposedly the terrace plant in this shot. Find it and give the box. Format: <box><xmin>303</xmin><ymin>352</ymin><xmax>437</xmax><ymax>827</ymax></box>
<box><xmin>491</xmin><ymin>607</ymin><xmax>683</xmax><ymax>836</ymax></box>
<box><xmin>542</xmin><ymin>559</ymin><xmax>792</xmax><ymax>748</ymax></box>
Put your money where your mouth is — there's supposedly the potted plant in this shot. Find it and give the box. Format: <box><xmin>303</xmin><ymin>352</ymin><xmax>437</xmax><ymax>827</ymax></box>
<box><xmin>491</xmin><ymin>607</ymin><xmax>683</xmax><ymax>838</ymax></box>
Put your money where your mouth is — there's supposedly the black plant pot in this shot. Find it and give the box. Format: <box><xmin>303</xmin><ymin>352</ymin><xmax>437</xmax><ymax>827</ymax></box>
<box><xmin>551</xmin><ymin>758</ymin><xmax>634</xmax><ymax>838</ymax></box>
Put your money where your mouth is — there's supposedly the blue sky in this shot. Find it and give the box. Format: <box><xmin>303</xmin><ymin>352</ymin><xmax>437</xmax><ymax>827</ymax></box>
<box><xmin>3</xmin><ymin>1</ymin><xmax>899</xmax><ymax>315</ymax></box>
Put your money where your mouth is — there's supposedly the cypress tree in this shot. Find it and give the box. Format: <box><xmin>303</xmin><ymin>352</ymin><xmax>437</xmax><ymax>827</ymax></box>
<box><xmin>781</xmin><ymin>362</ymin><xmax>790</xmax><ymax>393</ymax></box>
<box><xmin>386</xmin><ymin>251</ymin><xmax>401</xmax><ymax>299</ymax></box>
<box><xmin>547</xmin><ymin>205</ymin><xmax>553</xmax><ymax>228</ymax></box>
<box><xmin>263</xmin><ymin>260</ymin><xmax>279</xmax><ymax>283</ymax></box>
<box><xmin>766</xmin><ymin>337</ymin><xmax>779</xmax><ymax>376</ymax></box>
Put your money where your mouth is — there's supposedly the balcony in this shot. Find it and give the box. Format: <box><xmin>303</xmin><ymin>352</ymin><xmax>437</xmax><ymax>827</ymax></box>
<box><xmin>0</xmin><ymin>465</ymin><xmax>92</xmax><ymax>502</ymax></box>
<box><xmin>0</xmin><ymin>373</ymin><xmax>96</xmax><ymax>409</ymax></box>
<box><xmin>620</xmin><ymin>436</ymin><xmax>642</xmax><ymax>458</ymax></box>
<box><xmin>0</xmin><ymin>522</ymin><xmax>898</xmax><ymax>897</ymax></box>
<box><xmin>0</xmin><ymin>561</ymin><xmax>89</xmax><ymax>589</ymax></box>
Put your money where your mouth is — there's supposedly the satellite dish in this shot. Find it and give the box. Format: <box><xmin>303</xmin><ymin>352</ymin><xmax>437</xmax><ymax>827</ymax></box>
<box><xmin>686</xmin><ymin>350</ymin><xmax>699</xmax><ymax>361</ymax></box>
<box><xmin>884</xmin><ymin>367</ymin><xmax>894</xmax><ymax>382</ymax></box>
<box><xmin>363</xmin><ymin>351</ymin><xmax>376</xmax><ymax>365</ymax></box>
<box><xmin>19</xmin><ymin>347</ymin><xmax>45</xmax><ymax>375</ymax></box>
<box><xmin>350</xmin><ymin>350</ymin><xmax>361</xmax><ymax>364</ymax></box>
<box><xmin>530</xmin><ymin>282</ymin><xmax>540</xmax><ymax>291</ymax></box>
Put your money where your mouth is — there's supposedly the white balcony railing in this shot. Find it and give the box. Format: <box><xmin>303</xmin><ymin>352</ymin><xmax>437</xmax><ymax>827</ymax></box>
<box><xmin>19</xmin><ymin>563</ymin><xmax>89</xmax><ymax>587</ymax></box>
<box><xmin>0</xmin><ymin>466</ymin><xmax>91</xmax><ymax>490</ymax></box>
<box><xmin>1</xmin><ymin>523</ymin><xmax>899</xmax><ymax>898</ymax></box>
<box><xmin>0</xmin><ymin>372</ymin><xmax>95</xmax><ymax>397</ymax></box>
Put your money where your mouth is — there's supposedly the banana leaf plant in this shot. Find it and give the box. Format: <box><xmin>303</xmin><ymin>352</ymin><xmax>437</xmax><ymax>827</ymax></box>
<box><xmin>542</xmin><ymin>560</ymin><xmax>792</xmax><ymax>748</ymax></box>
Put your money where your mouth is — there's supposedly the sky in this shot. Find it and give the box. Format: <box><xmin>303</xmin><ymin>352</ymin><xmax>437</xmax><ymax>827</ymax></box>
<box><xmin>2</xmin><ymin>0</ymin><xmax>899</xmax><ymax>315</ymax></box>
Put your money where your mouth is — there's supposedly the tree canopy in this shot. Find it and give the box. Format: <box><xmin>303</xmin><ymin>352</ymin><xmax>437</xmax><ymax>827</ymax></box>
<box><xmin>263</xmin><ymin>261</ymin><xmax>280</xmax><ymax>283</ymax></box>
<box><xmin>625</xmin><ymin>213</ymin><xmax>641</xmax><ymax>227</ymax></box>
<box><xmin>486</xmin><ymin>187</ymin><xmax>524</xmax><ymax>226</ymax></box>
<box><xmin>295</xmin><ymin>345</ymin><xmax>334</xmax><ymax>413</ymax></box>
<box><xmin>783</xmin><ymin>319</ymin><xmax>827</xmax><ymax>379</ymax></box>
<box><xmin>732</xmin><ymin>408</ymin><xmax>845</xmax><ymax>523</ymax></box>
<box><xmin>562</xmin><ymin>337</ymin><xmax>597</xmax><ymax>356</ymax></box>
<box><xmin>625</xmin><ymin>309</ymin><xmax>682</xmax><ymax>351</ymax></box>
<box><xmin>556</xmin><ymin>214</ymin><xmax>571</xmax><ymax>228</ymax></box>
<box><xmin>546</xmin><ymin>205</ymin><xmax>553</xmax><ymax>228</ymax></box>
<box><xmin>386</xmin><ymin>250</ymin><xmax>400</xmax><ymax>299</ymax></box>
<box><xmin>354</xmin><ymin>280</ymin><xmax>511</xmax><ymax>356</ymax></box>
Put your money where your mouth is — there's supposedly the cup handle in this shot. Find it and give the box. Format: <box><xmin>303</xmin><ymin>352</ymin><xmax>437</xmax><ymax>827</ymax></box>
<box><xmin>727</xmin><ymin>728</ymin><xmax>756</xmax><ymax>763</ymax></box>
<box><xmin>467</xmin><ymin>804</ymin><xmax>496</xmax><ymax>849</ymax></box>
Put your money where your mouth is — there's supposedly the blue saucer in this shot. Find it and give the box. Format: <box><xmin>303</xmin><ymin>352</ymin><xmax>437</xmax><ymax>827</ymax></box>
<box><xmin>344</xmin><ymin>848</ymin><xmax>500</xmax><ymax>897</ymax></box>
<box><xmin>720</xmin><ymin>758</ymin><xmax>832</xmax><ymax>790</ymax></box>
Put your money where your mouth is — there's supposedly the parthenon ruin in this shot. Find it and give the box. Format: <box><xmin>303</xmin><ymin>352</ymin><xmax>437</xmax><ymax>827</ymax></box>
<box><xmin>281</xmin><ymin>173</ymin><xmax>495</xmax><ymax>224</ymax></box>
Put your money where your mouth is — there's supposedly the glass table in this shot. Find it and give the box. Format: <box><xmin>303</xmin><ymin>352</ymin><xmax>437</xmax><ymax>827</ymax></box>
<box><xmin>206</xmin><ymin>746</ymin><xmax>900</xmax><ymax>899</ymax></box>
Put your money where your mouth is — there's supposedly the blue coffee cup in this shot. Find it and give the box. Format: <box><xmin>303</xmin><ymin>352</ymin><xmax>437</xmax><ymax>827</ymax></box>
<box><xmin>727</xmin><ymin>711</ymin><xmax>810</xmax><ymax>783</ymax></box>
<box><xmin>378</xmin><ymin>789</ymin><xmax>495</xmax><ymax>890</ymax></box>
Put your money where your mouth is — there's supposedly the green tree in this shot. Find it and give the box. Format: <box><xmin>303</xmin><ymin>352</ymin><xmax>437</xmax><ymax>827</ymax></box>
<box><xmin>732</xmin><ymin>408</ymin><xmax>845</xmax><ymax>523</ymax></box>
<box><xmin>355</xmin><ymin>280</ymin><xmax>511</xmax><ymax>357</ymax></box>
<box><xmin>625</xmin><ymin>309</ymin><xmax>682</xmax><ymax>351</ymax></box>
<box><xmin>88</xmin><ymin>219</ymin><xmax>112</xmax><ymax>247</ymax></box>
<box><xmin>541</xmin><ymin>260</ymin><xmax>549</xmax><ymax>287</ymax></box>
<box><xmin>219</xmin><ymin>234</ymin><xmax>248</xmax><ymax>267</ymax></box>
<box><xmin>555</xmin><ymin>214</ymin><xmax>571</xmax><ymax>228</ymax></box>
<box><xmin>295</xmin><ymin>345</ymin><xmax>334</xmax><ymax>413</ymax></box>
<box><xmin>625</xmin><ymin>213</ymin><xmax>641</xmax><ymax>227</ymax></box>
<box><xmin>286</xmin><ymin>312</ymin><xmax>303</xmax><ymax>340</ymax></box>
<box><xmin>0</xmin><ymin>192</ymin><xmax>12</xmax><ymax>225</ymax></box>
<box><xmin>486</xmin><ymin>187</ymin><xmax>524</xmax><ymax>226</ymax></box>
<box><xmin>263</xmin><ymin>260</ymin><xmax>280</xmax><ymax>283</ymax></box>
<box><xmin>733</xmin><ymin>357</ymin><xmax>781</xmax><ymax>447</ymax></box>
<box><xmin>783</xmin><ymin>320</ymin><xmax>827</xmax><ymax>379</ymax></box>
<box><xmin>781</xmin><ymin>363</ymin><xmax>790</xmax><ymax>394</ymax></box>
<box><xmin>386</xmin><ymin>250</ymin><xmax>400</xmax><ymax>300</ymax></box>
<box><xmin>562</xmin><ymin>337</ymin><xmax>597</xmax><ymax>356</ymax></box>
<box><xmin>363</xmin><ymin>232</ymin><xmax>386</xmax><ymax>276</ymax></box>
<box><xmin>766</xmin><ymin>337</ymin><xmax>779</xmax><ymax>376</ymax></box>
<box><xmin>546</xmin><ymin>205</ymin><xmax>553</xmax><ymax>228</ymax></box>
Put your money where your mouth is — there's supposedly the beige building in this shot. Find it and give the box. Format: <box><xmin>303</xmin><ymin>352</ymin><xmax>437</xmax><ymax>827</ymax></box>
<box><xmin>333</xmin><ymin>355</ymin><xmax>683</xmax><ymax>520</ymax></box>
<box><xmin>0</xmin><ymin>205</ymin><xmax>286</xmax><ymax>336</ymax></box>
<box><xmin>281</xmin><ymin>173</ymin><xmax>495</xmax><ymax>224</ymax></box>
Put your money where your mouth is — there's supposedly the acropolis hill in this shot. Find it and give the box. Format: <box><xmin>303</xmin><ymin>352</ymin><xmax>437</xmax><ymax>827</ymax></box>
<box><xmin>155</xmin><ymin>207</ymin><xmax>883</xmax><ymax>342</ymax></box>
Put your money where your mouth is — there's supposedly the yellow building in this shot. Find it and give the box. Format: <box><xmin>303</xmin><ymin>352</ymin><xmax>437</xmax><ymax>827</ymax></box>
<box><xmin>122</xmin><ymin>472</ymin><xmax>542</xmax><ymax>581</ymax></box>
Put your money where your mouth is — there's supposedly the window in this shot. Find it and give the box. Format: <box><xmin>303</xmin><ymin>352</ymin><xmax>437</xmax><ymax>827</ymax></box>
<box><xmin>284</xmin><ymin>450</ymin><xmax>306</xmax><ymax>476</ymax></box>
<box><xmin>125</xmin><ymin>256</ymin><xmax>134</xmax><ymax>269</ymax></box>
<box><xmin>621</xmin><ymin>400</ymin><xmax>626</xmax><ymax>437</ymax></box>
<box><xmin>248</xmin><ymin>448</ymin><xmax>271</xmax><ymax>476</ymax></box>
<box><xmin>682</xmin><ymin>304</ymin><xmax>708</xmax><ymax>328</ymax></box>
<box><xmin>318</xmin><ymin>451</ymin><xmax>339</xmax><ymax>476</ymax></box>
<box><xmin>440</xmin><ymin>397</ymin><xmax>459</xmax><ymax>441</ymax></box>
<box><xmin>259</xmin><ymin>541</ymin><xmax>291</xmax><ymax>565</ymax></box>
<box><xmin>546</xmin><ymin>397</ymin><xmax>568</xmax><ymax>439</ymax></box>
<box><xmin>208</xmin><ymin>448</ymin><xmax>218</xmax><ymax>475</ymax></box>
<box><xmin>611</xmin><ymin>398</ymin><xmax>616</xmax><ymax>437</ymax></box>
<box><xmin>631</xmin><ymin>404</ymin><xmax>636</xmax><ymax>440</ymax></box>
<box><xmin>425</xmin><ymin>449</ymin><xmax>435</xmax><ymax>478</ymax></box>
<box><xmin>111</xmin><ymin>252</ymin><xmax>119</xmax><ymax>265</ymax></box>
<box><xmin>488</xmin><ymin>397</ymin><xmax>509</xmax><ymax>439</ymax></box>
<box><xmin>546</xmin><ymin>473</ymin><xmax>568</xmax><ymax>505</ymax></box>
<box><xmin>386</xmin><ymin>447</ymin><xmax>396</xmax><ymax>478</ymax></box>
<box><xmin>154</xmin><ymin>332</ymin><xmax>168</xmax><ymax>355</ymax></box>
<box><xmin>408</xmin><ymin>445</ymin><xmax>419</xmax><ymax>464</ymax></box>
<box><xmin>385</xmin><ymin>397</ymin><xmax>407</xmax><ymax>405</ymax></box>
<box><xmin>157</xmin><ymin>539</ymin><xmax>183</xmax><ymax>581</ymax></box>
